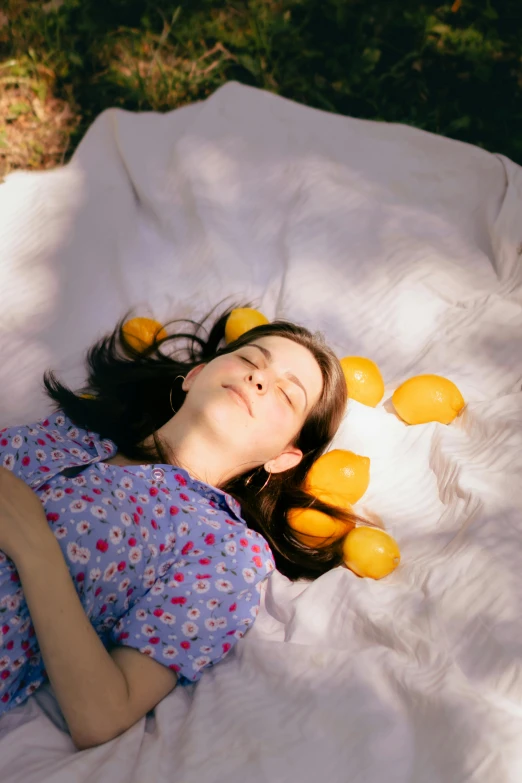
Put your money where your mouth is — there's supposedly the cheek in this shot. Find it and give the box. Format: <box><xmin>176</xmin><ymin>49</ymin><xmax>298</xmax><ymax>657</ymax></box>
<box><xmin>217</xmin><ymin>356</ymin><xmax>238</xmax><ymax>373</ymax></box>
<box><xmin>260</xmin><ymin>397</ymin><xmax>296</xmax><ymax>437</ymax></box>
<box><xmin>196</xmin><ymin>358</ymin><xmax>232</xmax><ymax>387</ymax></box>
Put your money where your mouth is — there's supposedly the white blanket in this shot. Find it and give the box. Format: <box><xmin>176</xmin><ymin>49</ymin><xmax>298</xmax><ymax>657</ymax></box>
<box><xmin>0</xmin><ymin>81</ymin><xmax>521</xmax><ymax>783</ymax></box>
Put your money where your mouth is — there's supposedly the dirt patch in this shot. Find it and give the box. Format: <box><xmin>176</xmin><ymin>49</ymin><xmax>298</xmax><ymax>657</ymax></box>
<box><xmin>0</xmin><ymin>62</ymin><xmax>80</xmax><ymax>177</ymax></box>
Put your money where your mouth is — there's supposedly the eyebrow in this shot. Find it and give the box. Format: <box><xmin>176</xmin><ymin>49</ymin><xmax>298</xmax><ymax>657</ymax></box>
<box><xmin>247</xmin><ymin>343</ymin><xmax>309</xmax><ymax>409</ymax></box>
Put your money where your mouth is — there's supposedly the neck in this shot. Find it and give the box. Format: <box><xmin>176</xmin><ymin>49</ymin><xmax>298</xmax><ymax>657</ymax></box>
<box><xmin>146</xmin><ymin>409</ymin><xmax>257</xmax><ymax>488</ymax></box>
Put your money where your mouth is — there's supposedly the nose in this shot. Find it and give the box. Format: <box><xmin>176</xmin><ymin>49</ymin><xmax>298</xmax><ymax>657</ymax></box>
<box><xmin>246</xmin><ymin>366</ymin><xmax>269</xmax><ymax>394</ymax></box>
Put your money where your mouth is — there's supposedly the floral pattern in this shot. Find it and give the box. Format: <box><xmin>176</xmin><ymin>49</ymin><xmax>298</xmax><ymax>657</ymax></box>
<box><xmin>0</xmin><ymin>412</ymin><xmax>275</xmax><ymax>714</ymax></box>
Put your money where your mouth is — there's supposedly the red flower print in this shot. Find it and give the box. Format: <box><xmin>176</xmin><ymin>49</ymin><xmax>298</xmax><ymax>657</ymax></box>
<box><xmin>159</xmin><ymin>544</ymin><xmax>165</xmax><ymax>552</ymax></box>
<box><xmin>42</xmin><ymin>419</ymin><xmax>49</xmax><ymax>426</ymax></box>
<box><xmin>40</xmin><ymin>466</ymin><xmax>50</xmax><ymax>473</ymax></box>
<box><xmin>96</xmin><ymin>539</ymin><xmax>109</xmax><ymax>553</ymax></box>
<box><xmin>181</xmin><ymin>541</ymin><xmax>194</xmax><ymax>555</ymax></box>
<box><xmin>150</xmin><ymin>487</ymin><xmax>158</xmax><ymax>497</ymax></box>
<box><xmin>37</xmin><ymin>439</ymin><xmax>45</xmax><ymax>446</ymax></box>
<box><xmin>117</xmin><ymin>561</ymin><xmax>126</xmax><ymax>572</ymax></box>
<box><xmin>229</xmin><ymin>603</ymin><xmax>237</xmax><ymax>612</ymax></box>
<box><xmin>174</xmin><ymin>473</ymin><xmax>187</xmax><ymax>486</ymax></box>
<box><xmin>149</xmin><ymin>637</ymin><xmax>160</xmax><ymax>645</ymax></box>
<box><xmin>46</xmin><ymin>512</ymin><xmax>60</xmax><ymax>522</ymax></box>
<box><xmin>253</xmin><ymin>556</ymin><xmax>262</xmax><ymax>568</ymax></box>
<box><xmin>225</xmin><ymin>519</ymin><xmax>235</xmax><ymax>525</ymax></box>
<box><xmin>2</xmin><ymin>694</ymin><xmax>10</xmax><ymax>702</ymax></box>
<box><xmin>95</xmin><ymin>587</ymin><xmax>103</xmax><ymax>597</ymax></box>
<box><xmin>196</xmin><ymin>573</ymin><xmax>211</xmax><ymax>579</ymax></box>
<box><xmin>2</xmin><ymin>625</ymin><xmax>9</xmax><ymax>634</ymax></box>
<box><xmin>133</xmin><ymin>513</ymin><xmax>140</xmax><ymax>524</ymax></box>
<box><xmin>128</xmin><ymin>537</ymin><xmax>137</xmax><ymax>546</ymax></box>
<box><xmin>100</xmin><ymin>605</ymin><xmax>107</xmax><ymax>613</ymax></box>
<box><xmin>81</xmin><ymin>495</ymin><xmax>94</xmax><ymax>502</ymax></box>
<box><xmin>169</xmin><ymin>506</ymin><xmax>179</xmax><ymax>515</ymax></box>
<box><xmin>0</xmin><ymin>439</ymin><xmax>8</xmax><ymax>447</ymax></box>
<box><xmin>251</xmin><ymin>544</ymin><xmax>261</xmax><ymax>553</ymax></box>
<box><xmin>153</xmin><ymin>608</ymin><xmax>164</xmax><ymax>617</ymax></box>
<box><xmin>21</xmin><ymin>641</ymin><xmax>30</xmax><ymax>651</ymax></box>
<box><xmin>45</xmin><ymin>434</ymin><xmax>56</xmax><ymax>443</ymax></box>
<box><xmin>151</xmin><ymin>519</ymin><xmax>158</xmax><ymax>530</ymax></box>
<box><xmin>222</xmin><ymin>643</ymin><xmax>231</xmax><ymax>653</ymax></box>
<box><xmin>129</xmin><ymin>495</ymin><xmax>137</xmax><ymax>503</ymax></box>
<box><xmin>174</xmin><ymin>573</ymin><xmax>185</xmax><ymax>583</ymax></box>
<box><xmin>171</xmin><ymin>596</ymin><xmax>186</xmax><ymax>605</ymax></box>
<box><xmin>93</xmin><ymin>488</ymin><xmax>102</xmax><ymax>495</ymax></box>
<box><xmin>1</xmin><ymin>671</ymin><xmax>10</xmax><ymax>680</ymax></box>
<box><xmin>64</xmin><ymin>487</ymin><xmax>74</xmax><ymax>494</ymax></box>
<box><xmin>6</xmin><ymin>641</ymin><xmax>14</xmax><ymax>650</ymax></box>
<box><xmin>264</xmin><ymin>543</ymin><xmax>270</xmax><ymax>552</ymax></box>
<box><xmin>10</xmin><ymin>574</ymin><xmax>19</xmax><ymax>583</ymax></box>
<box><xmin>118</xmin><ymin>632</ymin><xmax>130</xmax><ymax>641</ymax></box>
<box><xmin>180</xmin><ymin>641</ymin><xmax>190</xmax><ymax>650</ymax></box>
<box><xmin>136</xmin><ymin>506</ymin><xmax>143</xmax><ymax>515</ymax></box>
<box><xmin>204</xmin><ymin>533</ymin><xmax>215</xmax><ymax>546</ymax></box>
<box><xmin>179</xmin><ymin>493</ymin><xmax>189</xmax><ymax>502</ymax></box>
<box><xmin>170</xmin><ymin>664</ymin><xmax>180</xmax><ymax>673</ymax></box>
<box><xmin>21</xmin><ymin>456</ymin><xmax>30</xmax><ymax>466</ymax></box>
<box><xmin>240</xmin><ymin>538</ymin><xmax>248</xmax><ymax>547</ymax></box>
<box><xmin>76</xmin><ymin>573</ymin><xmax>85</xmax><ymax>583</ymax></box>
<box><xmin>127</xmin><ymin>588</ymin><xmax>133</xmax><ymax>597</ymax></box>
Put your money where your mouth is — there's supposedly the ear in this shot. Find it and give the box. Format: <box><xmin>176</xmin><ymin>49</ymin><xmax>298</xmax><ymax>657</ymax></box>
<box><xmin>183</xmin><ymin>364</ymin><xmax>206</xmax><ymax>391</ymax></box>
<box><xmin>265</xmin><ymin>445</ymin><xmax>303</xmax><ymax>475</ymax></box>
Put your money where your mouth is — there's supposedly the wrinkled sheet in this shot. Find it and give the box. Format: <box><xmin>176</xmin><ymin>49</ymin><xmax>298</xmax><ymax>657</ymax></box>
<box><xmin>0</xmin><ymin>81</ymin><xmax>521</xmax><ymax>783</ymax></box>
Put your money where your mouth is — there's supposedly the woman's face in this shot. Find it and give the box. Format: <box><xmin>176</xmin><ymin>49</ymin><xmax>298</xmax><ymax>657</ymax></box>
<box><xmin>181</xmin><ymin>335</ymin><xmax>324</xmax><ymax>474</ymax></box>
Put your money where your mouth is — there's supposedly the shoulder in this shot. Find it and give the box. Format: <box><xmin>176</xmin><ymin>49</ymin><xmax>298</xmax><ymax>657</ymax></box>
<box><xmin>231</xmin><ymin>525</ymin><xmax>276</xmax><ymax>581</ymax></box>
<box><xmin>173</xmin><ymin>510</ymin><xmax>275</xmax><ymax>584</ymax></box>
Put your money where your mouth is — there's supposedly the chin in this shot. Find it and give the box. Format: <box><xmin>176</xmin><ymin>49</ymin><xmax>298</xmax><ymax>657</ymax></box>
<box><xmin>202</xmin><ymin>397</ymin><xmax>250</xmax><ymax>436</ymax></box>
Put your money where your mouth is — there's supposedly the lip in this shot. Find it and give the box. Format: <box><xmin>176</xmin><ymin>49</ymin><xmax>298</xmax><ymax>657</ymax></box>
<box><xmin>224</xmin><ymin>385</ymin><xmax>253</xmax><ymax>417</ymax></box>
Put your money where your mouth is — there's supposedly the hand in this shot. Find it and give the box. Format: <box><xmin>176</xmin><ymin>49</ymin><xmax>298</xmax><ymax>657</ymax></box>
<box><xmin>0</xmin><ymin>467</ymin><xmax>55</xmax><ymax>563</ymax></box>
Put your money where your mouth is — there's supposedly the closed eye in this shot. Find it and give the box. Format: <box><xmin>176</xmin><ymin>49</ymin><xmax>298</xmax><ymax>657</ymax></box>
<box><xmin>241</xmin><ymin>357</ymin><xmax>257</xmax><ymax>368</ymax></box>
<box><xmin>280</xmin><ymin>388</ymin><xmax>293</xmax><ymax>407</ymax></box>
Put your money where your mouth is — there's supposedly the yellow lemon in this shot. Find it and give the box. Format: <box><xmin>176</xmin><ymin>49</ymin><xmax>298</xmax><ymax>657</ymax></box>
<box><xmin>225</xmin><ymin>307</ymin><xmax>269</xmax><ymax>344</ymax></box>
<box><xmin>122</xmin><ymin>317</ymin><xmax>168</xmax><ymax>352</ymax></box>
<box><xmin>343</xmin><ymin>526</ymin><xmax>401</xmax><ymax>579</ymax></box>
<box><xmin>340</xmin><ymin>356</ymin><xmax>385</xmax><ymax>407</ymax></box>
<box><xmin>287</xmin><ymin>507</ymin><xmax>355</xmax><ymax>548</ymax></box>
<box><xmin>392</xmin><ymin>374</ymin><xmax>465</xmax><ymax>425</ymax></box>
<box><xmin>306</xmin><ymin>449</ymin><xmax>370</xmax><ymax>506</ymax></box>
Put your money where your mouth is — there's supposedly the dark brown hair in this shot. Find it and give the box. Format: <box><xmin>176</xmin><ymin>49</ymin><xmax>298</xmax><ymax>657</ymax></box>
<box><xmin>43</xmin><ymin>304</ymin><xmax>367</xmax><ymax>580</ymax></box>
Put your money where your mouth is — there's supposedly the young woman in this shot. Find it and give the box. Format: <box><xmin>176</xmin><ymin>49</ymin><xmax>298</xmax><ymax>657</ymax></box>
<box><xmin>0</xmin><ymin>305</ymin><xmax>361</xmax><ymax>750</ymax></box>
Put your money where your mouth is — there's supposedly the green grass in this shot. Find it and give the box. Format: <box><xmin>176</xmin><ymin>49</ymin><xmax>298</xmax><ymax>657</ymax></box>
<box><xmin>1</xmin><ymin>0</ymin><xmax>521</xmax><ymax>174</ymax></box>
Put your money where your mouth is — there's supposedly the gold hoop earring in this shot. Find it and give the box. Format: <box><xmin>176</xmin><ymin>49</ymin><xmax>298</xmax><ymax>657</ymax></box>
<box><xmin>257</xmin><ymin>469</ymin><xmax>272</xmax><ymax>494</ymax></box>
<box><xmin>169</xmin><ymin>375</ymin><xmax>186</xmax><ymax>414</ymax></box>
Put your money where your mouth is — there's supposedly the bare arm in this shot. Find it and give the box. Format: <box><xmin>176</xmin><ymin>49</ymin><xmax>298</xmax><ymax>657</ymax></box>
<box><xmin>15</xmin><ymin>535</ymin><xmax>177</xmax><ymax>750</ymax></box>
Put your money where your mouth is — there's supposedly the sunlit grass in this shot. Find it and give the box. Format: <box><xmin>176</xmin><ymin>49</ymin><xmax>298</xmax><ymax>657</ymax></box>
<box><xmin>0</xmin><ymin>0</ymin><xmax>520</xmax><ymax>176</ymax></box>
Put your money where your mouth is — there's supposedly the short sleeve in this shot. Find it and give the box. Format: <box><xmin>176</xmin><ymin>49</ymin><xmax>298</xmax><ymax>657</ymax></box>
<box><xmin>108</xmin><ymin>523</ymin><xmax>275</xmax><ymax>686</ymax></box>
